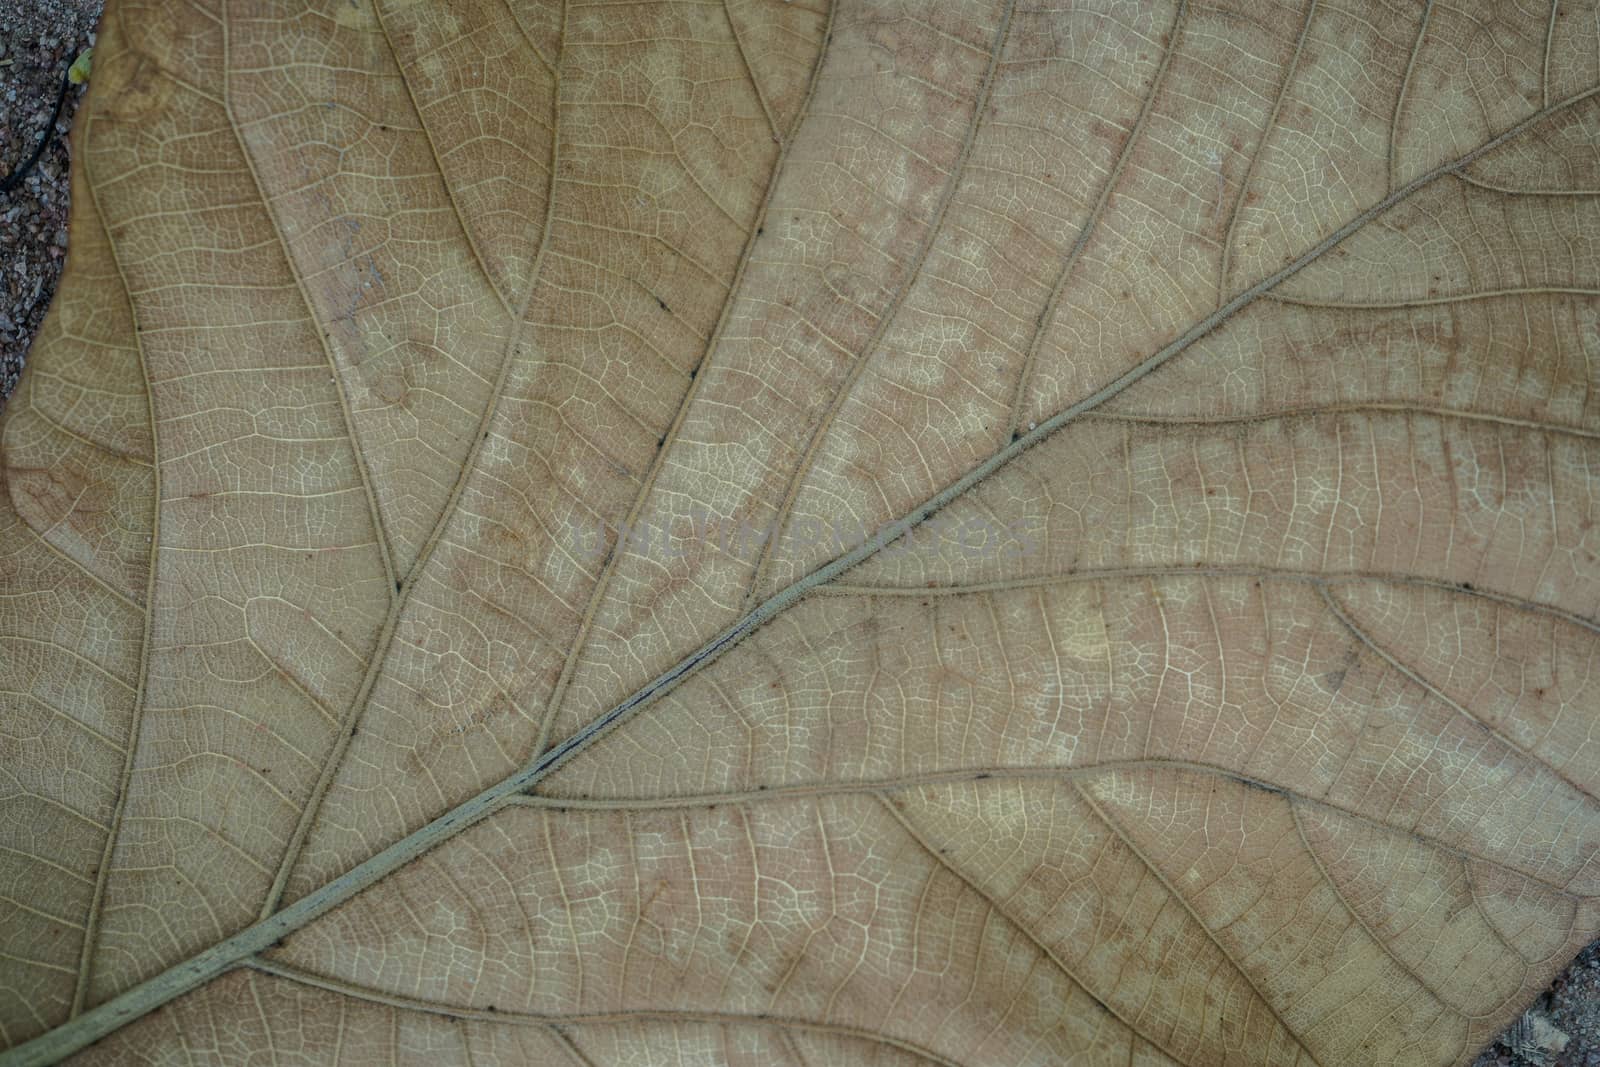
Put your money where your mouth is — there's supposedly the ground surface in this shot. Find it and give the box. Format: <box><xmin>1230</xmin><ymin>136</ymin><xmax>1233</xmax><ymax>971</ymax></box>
<box><xmin>0</xmin><ymin>5</ymin><xmax>1596</xmax><ymax>1065</ymax></box>
<box><xmin>0</xmin><ymin>0</ymin><xmax>97</xmax><ymax>406</ymax></box>
<box><xmin>1474</xmin><ymin>942</ymin><xmax>1600</xmax><ymax>1067</ymax></box>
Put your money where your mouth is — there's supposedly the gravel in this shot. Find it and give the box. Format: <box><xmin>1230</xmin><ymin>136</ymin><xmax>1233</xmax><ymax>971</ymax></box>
<box><xmin>0</xmin><ymin>0</ymin><xmax>99</xmax><ymax>409</ymax></box>
<box><xmin>0</xmin><ymin>4</ymin><xmax>1597</xmax><ymax>1064</ymax></box>
<box><xmin>1474</xmin><ymin>941</ymin><xmax>1600</xmax><ymax>1067</ymax></box>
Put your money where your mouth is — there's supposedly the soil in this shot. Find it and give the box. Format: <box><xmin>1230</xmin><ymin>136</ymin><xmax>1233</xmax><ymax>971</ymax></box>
<box><xmin>0</xmin><ymin>0</ymin><xmax>98</xmax><ymax>408</ymax></box>
<box><xmin>1473</xmin><ymin>941</ymin><xmax>1600</xmax><ymax>1067</ymax></box>
<box><xmin>0</xmin><ymin>4</ymin><xmax>1596</xmax><ymax>1065</ymax></box>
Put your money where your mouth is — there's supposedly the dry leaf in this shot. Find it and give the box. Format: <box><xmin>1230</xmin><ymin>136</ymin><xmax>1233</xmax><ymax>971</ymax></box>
<box><xmin>3</xmin><ymin>0</ymin><xmax>1599</xmax><ymax>1064</ymax></box>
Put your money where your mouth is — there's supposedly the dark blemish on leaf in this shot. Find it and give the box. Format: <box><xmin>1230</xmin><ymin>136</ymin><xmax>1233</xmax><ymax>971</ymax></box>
<box><xmin>974</xmin><ymin>772</ymin><xmax>991</xmax><ymax>780</ymax></box>
<box><xmin>656</xmin><ymin>296</ymin><xmax>669</xmax><ymax>312</ymax></box>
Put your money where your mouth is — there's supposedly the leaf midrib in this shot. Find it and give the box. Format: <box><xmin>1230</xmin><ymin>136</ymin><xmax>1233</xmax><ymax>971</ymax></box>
<box><xmin>6</xmin><ymin>65</ymin><xmax>1596</xmax><ymax>1067</ymax></box>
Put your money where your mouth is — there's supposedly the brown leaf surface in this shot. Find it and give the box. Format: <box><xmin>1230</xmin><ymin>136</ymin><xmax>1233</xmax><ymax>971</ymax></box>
<box><xmin>2</xmin><ymin>0</ymin><xmax>1599</xmax><ymax>1063</ymax></box>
